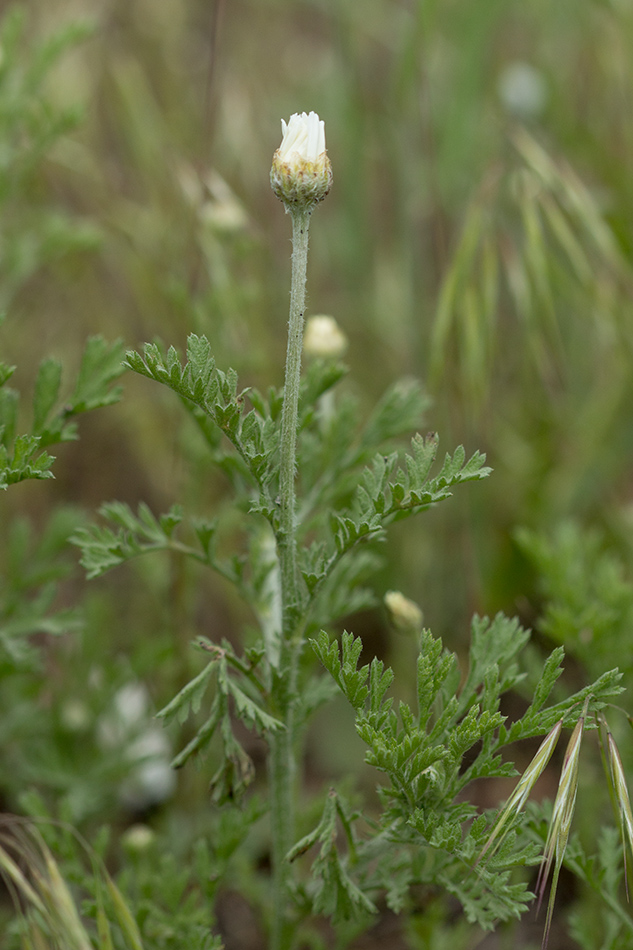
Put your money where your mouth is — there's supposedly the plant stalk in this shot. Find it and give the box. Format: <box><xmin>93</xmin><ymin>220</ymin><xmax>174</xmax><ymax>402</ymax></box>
<box><xmin>270</xmin><ymin>206</ymin><xmax>311</xmax><ymax>950</ymax></box>
<box><xmin>278</xmin><ymin>208</ymin><xmax>311</xmax><ymax>633</ymax></box>
<box><xmin>269</xmin><ymin>691</ymin><xmax>296</xmax><ymax>950</ymax></box>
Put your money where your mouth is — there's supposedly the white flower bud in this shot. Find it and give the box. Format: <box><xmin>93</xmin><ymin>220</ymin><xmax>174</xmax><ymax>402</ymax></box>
<box><xmin>303</xmin><ymin>315</ymin><xmax>348</xmax><ymax>359</ymax></box>
<box><xmin>121</xmin><ymin>824</ymin><xmax>156</xmax><ymax>854</ymax></box>
<box><xmin>271</xmin><ymin>111</ymin><xmax>332</xmax><ymax>210</ymax></box>
<box><xmin>384</xmin><ymin>590</ymin><xmax>423</xmax><ymax>634</ymax></box>
<box><xmin>498</xmin><ymin>61</ymin><xmax>547</xmax><ymax>119</ymax></box>
<box><xmin>60</xmin><ymin>699</ymin><xmax>91</xmax><ymax>733</ymax></box>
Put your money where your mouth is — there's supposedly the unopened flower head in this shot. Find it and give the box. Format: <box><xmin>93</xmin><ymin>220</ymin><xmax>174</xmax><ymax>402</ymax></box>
<box><xmin>121</xmin><ymin>823</ymin><xmax>156</xmax><ymax>854</ymax></box>
<box><xmin>384</xmin><ymin>590</ymin><xmax>423</xmax><ymax>635</ymax></box>
<box><xmin>271</xmin><ymin>111</ymin><xmax>332</xmax><ymax>211</ymax></box>
<box><xmin>304</xmin><ymin>315</ymin><xmax>348</xmax><ymax>359</ymax></box>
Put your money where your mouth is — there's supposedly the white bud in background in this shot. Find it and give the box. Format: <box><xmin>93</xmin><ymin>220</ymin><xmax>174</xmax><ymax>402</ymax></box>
<box><xmin>60</xmin><ymin>699</ymin><xmax>91</xmax><ymax>733</ymax></box>
<box><xmin>303</xmin><ymin>314</ymin><xmax>348</xmax><ymax>359</ymax></box>
<box><xmin>97</xmin><ymin>681</ymin><xmax>176</xmax><ymax>811</ymax></box>
<box><xmin>384</xmin><ymin>590</ymin><xmax>423</xmax><ymax>634</ymax></box>
<box><xmin>121</xmin><ymin>823</ymin><xmax>156</xmax><ymax>854</ymax></box>
<box><xmin>498</xmin><ymin>62</ymin><xmax>548</xmax><ymax>119</ymax></box>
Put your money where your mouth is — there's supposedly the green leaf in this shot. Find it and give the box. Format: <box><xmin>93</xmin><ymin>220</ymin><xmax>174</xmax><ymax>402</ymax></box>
<box><xmin>328</xmin><ymin>437</ymin><xmax>491</xmax><ymax>565</ymax></box>
<box><xmin>32</xmin><ymin>358</ymin><xmax>62</xmax><ymax>437</ymax></box>
<box><xmin>71</xmin><ymin>502</ymin><xmax>184</xmax><ymax>578</ymax></box>
<box><xmin>0</xmin><ymin>362</ymin><xmax>16</xmax><ymax>388</ymax></box>
<box><xmin>170</xmin><ymin>700</ymin><xmax>223</xmax><ymax>769</ymax></box>
<box><xmin>209</xmin><ymin>715</ymin><xmax>255</xmax><ymax>804</ymax></box>
<box><xmin>369</xmin><ymin>657</ymin><xmax>394</xmax><ymax>720</ymax></box>
<box><xmin>299</xmin><ymin>358</ymin><xmax>348</xmax><ymax>418</ymax></box>
<box><xmin>517</xmin><ymin>522</ymin><xmax>633</xmax><ymax>678</ymax></box>
<box><xmin>312</xmin><ymin>847</ymin><xmax>377</xmax><ymax>923</ymax></box>
<box><xmin>416</xmin><ymin>628</ymin><xmax>458</xmax><ymax>731</ymax></box>
<box><xmin>0</xmin><ymin>434</ymin><xmax>55</xmax><ymax>488</ymax></box>
<box><xmin>223</xmin><ymin>676</ymin><xmax>284</xmax><ymax>734</ymax></box>
<box><xmin>311</xmin><ymin>630</ymin><xmax>346</xmax><ymax>691</ymax></box>
<box><xmin>69</xmin><ymin>336</ymin><xmax>125</xmax><ymax>414</ymax></box>
<box><xmin>360</xmin><ymin>378</ymin><xmax>431</xmax><ymax>449</ymax></box>
<box><xmin>156</xmin><ymin>662</ymin><xmax>216</xmax><ymax>725</ymax></box>
<box><xmin>458</xmin><ymin>614</ymin><xmax>530</xmax><ymax>715</ymax></box>
<box><xmin>291</xmin><ymin>789</ymin><xmax>378</xmax><ymax>924</ymax></box>
<box><xmin>125</xmin><ymin>335</ymin><xmax>272</xmax><ymax>492</ymax></box>
<box><xmin>0</xmin><ymin>388</ymin><xmax>18</xmax><ymax>450</ymax></box>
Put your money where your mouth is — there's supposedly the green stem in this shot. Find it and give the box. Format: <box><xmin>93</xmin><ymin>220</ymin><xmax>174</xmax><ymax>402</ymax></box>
<box><xmin>270</xmin><ymin>206</ymin><xmax>311</xmax><ymax>950</ymax></box>
<box><xmin>269</xmin><ymin>697</ymin><xmax>296</xmax><ymax>950</ymax></box>
<box><xmin>278</xmin><ymin>208</ymin><xmax>311</xmax><ymax>634</ymax></box>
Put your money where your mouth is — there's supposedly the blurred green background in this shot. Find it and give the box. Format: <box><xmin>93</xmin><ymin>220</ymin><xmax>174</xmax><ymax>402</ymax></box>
<box><xmin>11</xmin><ymin>0</ymin><xmax>633</xmax><ymax>627</ymax></box>
<box><xmin>2</xmin><ymin>0</ymin><xmax>633</xmax><ymax>941</ymax></box>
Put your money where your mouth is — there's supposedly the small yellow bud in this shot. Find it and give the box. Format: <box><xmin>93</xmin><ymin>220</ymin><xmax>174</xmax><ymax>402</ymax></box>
<box><xmin>303</xmin><ymin>315</ymin><xmax>348</xmax><ymax>359</ymax></box>
<box><xmin>384</xmin><ymin>590</ymin><xmax>423</xmax><ymax>634</ymax></box>
<box><xmin>271</xmin><ymin>111</ymin><xmax>332</xmax><ymax>210</ymax></box>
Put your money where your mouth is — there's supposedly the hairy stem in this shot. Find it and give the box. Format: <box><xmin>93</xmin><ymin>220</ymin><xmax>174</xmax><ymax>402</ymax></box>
<box><xmin>270</xmin><ymin>206</ymin><xmax>311</xmax><ymax>950</ymax></box>
<box><xmin>278</xmin><ymin>208</ymin><xmax>311</xmax><ymax>633</ymax></box>
<box><xmin>269</xmin><ymin>682</ymin><xmax>297</xmax><ymax>950</ymax></box>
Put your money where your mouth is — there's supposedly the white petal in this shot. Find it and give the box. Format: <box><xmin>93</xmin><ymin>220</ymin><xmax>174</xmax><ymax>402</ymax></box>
<box><xmin>278</xmin><ymin>111</ymin><xmax>326</xmax><ymax>162</ymax></box>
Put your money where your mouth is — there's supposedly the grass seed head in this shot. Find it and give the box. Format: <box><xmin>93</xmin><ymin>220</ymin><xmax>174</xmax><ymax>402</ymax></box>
<box><xmin>476</xmin><ymin>718</ymin><xmax>563</xmax><ymax>866</ymax></box>
<box><xmin>603</xmin><ymin>721</ymin><xmax>633</xmax><ymax>899</ymax></box>
<box><xmin>537</xmin><ymin>697</ymin><xmax>590</xmax><ymax>949</ymax></box>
